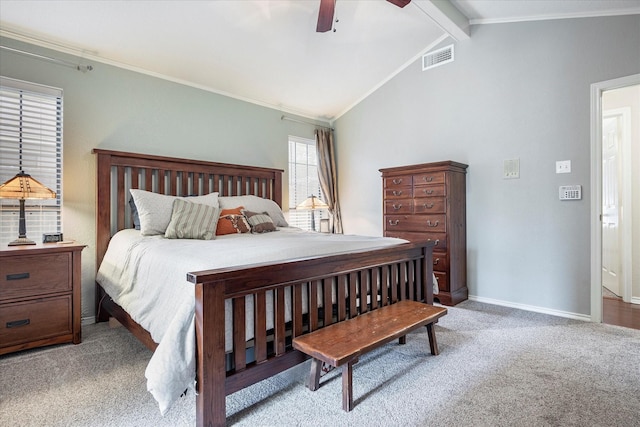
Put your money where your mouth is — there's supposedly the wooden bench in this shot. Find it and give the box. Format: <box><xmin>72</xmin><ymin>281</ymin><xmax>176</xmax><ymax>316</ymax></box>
<box><xmin>292</xmin><ymin>300</ymin><xmax>447</xmax><ymax>411</ymax></box>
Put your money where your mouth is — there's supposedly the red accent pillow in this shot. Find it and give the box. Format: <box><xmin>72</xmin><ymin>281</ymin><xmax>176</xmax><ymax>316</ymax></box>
<box><xmin>215</xmin><ymin>207</ymin><xmax>250</xmax><ymax>235</ymax></box>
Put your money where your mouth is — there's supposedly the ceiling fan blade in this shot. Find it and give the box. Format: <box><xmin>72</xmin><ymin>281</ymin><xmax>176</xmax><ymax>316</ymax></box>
<box><xmin>317</xmin><ymin>0</ymin><xmax>335</xmax><ymax>33</ymax></box>
<box><xmin>387</xmin><ymin>0</ymin><xmax>411</xmax><ymax>7</ymax></box>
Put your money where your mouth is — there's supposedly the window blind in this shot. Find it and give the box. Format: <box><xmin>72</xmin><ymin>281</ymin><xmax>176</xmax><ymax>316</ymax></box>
<box><xmin>0</xmin><ymin>76</ymin><xmax>63</xmax><ymax>245</ymax></box>
<box><xmin>288</xmin><ymin>136</ymin><xmax>327</xmax><ymax>230</ymax></box>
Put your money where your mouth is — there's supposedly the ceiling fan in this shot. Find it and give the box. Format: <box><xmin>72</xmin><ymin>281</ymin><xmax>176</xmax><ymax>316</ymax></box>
<box><xmin>317</xmin><ymin>0</ymin><xmax>411</xmax><ymax>32</ymax></box>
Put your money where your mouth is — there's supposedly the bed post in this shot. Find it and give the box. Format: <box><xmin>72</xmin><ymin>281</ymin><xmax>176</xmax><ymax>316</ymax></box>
<box><xmin>195</xmin><ymin>281</ymin><xmax>227</xmax><ymax>427</ymax></box>
<box><xmin>95</xmin><ymin>150</ymin><xmax>112</xmax><ymax>322</ymax></box>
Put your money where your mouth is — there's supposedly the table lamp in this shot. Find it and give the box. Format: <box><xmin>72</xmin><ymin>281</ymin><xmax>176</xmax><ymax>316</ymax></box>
<box><xmin>296</xmin><ymin>195</ymin><xmax>329</xmax><ymax>232</ymax></box>
<box><xmin>0</xmin><ymin>171</ymin><xmax>56</xmax><ymax>246</ymax></box>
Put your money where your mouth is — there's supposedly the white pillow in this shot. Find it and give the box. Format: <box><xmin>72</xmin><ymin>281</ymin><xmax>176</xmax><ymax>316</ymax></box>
<box><xmin>218</xmin><ymin>195</ymin><xmax>288</xmax><ymax>227</ymax></box>
<box><xmin>130</xmin><ymin>189</ymin><xmax>219</xmax><ymax>236</ymax></box>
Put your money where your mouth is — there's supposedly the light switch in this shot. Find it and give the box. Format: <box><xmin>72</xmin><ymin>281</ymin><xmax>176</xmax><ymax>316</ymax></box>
<box><xmin>556</xmin><ymin>160</ymin><xmax>571</xmax><ymax>174</ymax></box>
<box><xmin>503</xmin><ymin>158</ymin><xmax>520</xmax><ymax>179</ymax></box>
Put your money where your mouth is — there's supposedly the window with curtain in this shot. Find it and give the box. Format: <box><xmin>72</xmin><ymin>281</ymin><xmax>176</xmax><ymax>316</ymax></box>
<box><xmin>0</xmin><ymin>76</ymin><xmax>63</xmax><ymax>245</ymax></box>
<box><xmin>288</xmin><ymin>136</ymin><xmax>327</xmax><ymax>230</ymax></box>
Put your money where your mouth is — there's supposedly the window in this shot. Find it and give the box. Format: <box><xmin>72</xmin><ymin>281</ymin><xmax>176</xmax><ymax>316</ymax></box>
<box><xmin>288</xmin><ymin>136</ymin><xmax>327</xmax><ymax>230</ymax></box>
<box><xmin>0</xmin><ymin>77</ymin><xmax>63</xmax><ymax>245</ymax></box>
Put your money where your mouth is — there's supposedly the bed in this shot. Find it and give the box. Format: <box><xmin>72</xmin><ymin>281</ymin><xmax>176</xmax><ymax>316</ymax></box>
<box><xmin>93</xmin><ymin>149</ymin><xmax>435</xmax><ymax>426</ymax></box>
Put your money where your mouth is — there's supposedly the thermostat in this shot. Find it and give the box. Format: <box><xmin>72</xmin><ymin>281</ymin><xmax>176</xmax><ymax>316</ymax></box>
<box><xmin>559</xmin><ymin>185</ymin><xmax>581</xmax><ymax>200</ymax></box>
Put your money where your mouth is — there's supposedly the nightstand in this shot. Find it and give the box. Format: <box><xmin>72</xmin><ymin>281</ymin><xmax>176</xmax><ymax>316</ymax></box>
<box><xmin>0</xmin><ymin>243</ymin><xmax>85</xmax><ymax>355</ymax></box>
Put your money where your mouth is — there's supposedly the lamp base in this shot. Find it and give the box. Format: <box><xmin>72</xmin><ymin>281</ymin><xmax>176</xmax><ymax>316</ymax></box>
<box><xmin>8</xmin><ymin>237</ymin><xmax>36</xmax><ymax>246</ymax></box>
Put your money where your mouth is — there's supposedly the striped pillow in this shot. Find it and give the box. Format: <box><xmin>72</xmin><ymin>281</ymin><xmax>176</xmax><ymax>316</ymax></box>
<box><xmin>165</xmin><ymin>199</ymin><xmax>220</xmax><ymax>240</ymax></box>
<box><xmin>243</xmin><ymin>210</ymin><xmax>277</xmax><ymax>233</ymax></box>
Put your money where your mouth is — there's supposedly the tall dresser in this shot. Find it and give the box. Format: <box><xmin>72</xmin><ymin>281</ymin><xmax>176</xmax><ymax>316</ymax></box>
<box><xmin>380</xmin><ymin>161</ymin><xmax>468</xmax><ymax>306</ymax></box>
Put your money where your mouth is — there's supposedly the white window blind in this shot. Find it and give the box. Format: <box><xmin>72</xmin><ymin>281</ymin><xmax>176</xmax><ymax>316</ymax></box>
<box><xmin>288</xmin><ymin>136</ymin><xmax>327</xmax><ymax>231</ymax></box>
<box><xmin>0</xmin><ymin>76</ymin><xmax>63</xmax><ymax>245</ymax></box>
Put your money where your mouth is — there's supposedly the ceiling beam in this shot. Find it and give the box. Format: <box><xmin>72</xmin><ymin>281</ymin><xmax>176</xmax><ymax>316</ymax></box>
<box><xmin>413</xmin><ymin>0</ymin><xmax>470</xmax><ymax>41</ymax></box>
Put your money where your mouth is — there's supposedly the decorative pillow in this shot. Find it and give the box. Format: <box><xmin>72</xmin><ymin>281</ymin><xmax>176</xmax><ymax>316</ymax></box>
<box><xmin>165</xmin><ymin>199</ymin><xmax>220</xmax><ymax>240</ymax></box>
<box><xmin>215</xmin><ymin>207</ymin><xmax>250</xmax><ymax>236</ymax></box>
<box><xmin>129</xmin><ymin>189</ymin><xmax>219</xmax><ymax>236</ymax></box>
<box><xmin>218</xmin><ymin>195</ymin><xmax>288</xmax><ymax>227</ymax></box>
<box><xmin>243</xmin><ymin>210</ymin><xmax>277</xmax><ymax>233</ymax></box>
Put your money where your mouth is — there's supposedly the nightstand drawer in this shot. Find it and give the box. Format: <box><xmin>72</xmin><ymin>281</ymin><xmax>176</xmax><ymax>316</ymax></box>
<box><xmin>0</xmin><ymin>253</ymin><xmax>71</xmax><ymax>302</ymax></box>
<box><xmin>0</xmin><ymin>295</ymin><xmax>72</xmax><ymax>347</ymax></box>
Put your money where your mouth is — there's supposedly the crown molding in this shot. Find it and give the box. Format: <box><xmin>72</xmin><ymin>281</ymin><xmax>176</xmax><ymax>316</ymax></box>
<box><xmin>468</xmin><ymin>8</ymin><xmax>640</xmax><ymax>25</ymax></box>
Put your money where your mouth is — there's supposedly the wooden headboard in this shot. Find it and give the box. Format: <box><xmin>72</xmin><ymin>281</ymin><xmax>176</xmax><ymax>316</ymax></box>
<box><xmin>93</xmin><ymin>149</ymin><xmax>284</xmax><ymax>268</ymax></box>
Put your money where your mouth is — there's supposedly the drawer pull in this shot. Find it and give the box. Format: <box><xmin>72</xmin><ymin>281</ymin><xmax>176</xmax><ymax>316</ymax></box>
<box><xmin>6</xmin><ymin>318</ymin><xmax>30</xmax><ymax>328</ymax></box>
<box><xmin>428</xmin><ymin>239</ymin><xmax>440</xmax><ymax>246</ymax></box>
<box><xmin>6</xmin><ymin>272</ymin><xmax>30</xmax><ymax>281</ymax></box>
<box><xmin>392</xmin><ymin>203</ymin><xmax>403</xmax><ymax>210</ymax></box>
<box><xmin>423</xmin><ymin>176</ymin><xmax>434</xmax><ymax>182</ymax></box>
<box><xmin>423</xmin><ymin>203</ymin><xmax>434</xmax><ymax>209</ymax></box>
<box><xmin>427</xmin><ymin>220</ymin><xmax>439</xmax><ymax>227</ymax></box>
<box><xmin>433</xmin><ymin>258</ymin><xmax>440</xmax><ymax>265</ymax></box>
<box><xmin>422</xmin><ymin>189</ymin><xmax>434</xmax><ymax>195</ymax></box>
<box><xmin>388</xmin><ymin>219</ymin><xmax>400</xmax><ymax>226</ymax></box>
<box><xmin>392</xmin><ymin>178</ymin><xmax>403</xmax><ymax>185</ymax></box>
<box><xmin>392</xmin><ymin>190</ymin><xmax>403</xmax><ymax>196</ymax></box>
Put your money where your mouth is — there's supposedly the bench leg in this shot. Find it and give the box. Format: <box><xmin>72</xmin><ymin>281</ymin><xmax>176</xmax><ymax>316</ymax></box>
<box><xmin>342</xmin><ymin>360</ymin><xmax>355</xmax><ymax>412</ymax></box>
<box><xmin>426</xmin><ymin>322</ymin><xmax>439</xmax><ymax>355</ymax></box>
<box><xmin>306</xmin><ymin>358</ymin><xmax>323</xmax><ymax>391</ymax></box>
<box><xmin>399</xmin><ymin>334</ymin><xmax>406</xmax><ymax>345</ymax></box>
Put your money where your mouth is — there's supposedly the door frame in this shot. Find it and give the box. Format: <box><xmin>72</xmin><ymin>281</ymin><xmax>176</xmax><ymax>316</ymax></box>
<box><xmin>590</xmin><ymin>73</ymin><xmax>640</xmax><ymax>322</ymax></box>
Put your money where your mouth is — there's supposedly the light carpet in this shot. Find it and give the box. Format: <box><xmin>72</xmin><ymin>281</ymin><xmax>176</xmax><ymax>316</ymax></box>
<box><xmin>1</xmin><ymin>300</ymin><xmax>639</xmax><ymax>426</ymax></box>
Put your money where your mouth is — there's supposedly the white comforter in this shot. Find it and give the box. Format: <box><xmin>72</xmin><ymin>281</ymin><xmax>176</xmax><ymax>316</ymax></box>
<box><xmin>96</xmin><ymin>227</ymin><xmax>409</xmax><ymax>414</ymax></box>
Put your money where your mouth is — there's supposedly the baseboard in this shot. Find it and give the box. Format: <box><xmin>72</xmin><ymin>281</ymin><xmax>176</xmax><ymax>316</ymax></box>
<box><xmin>81</xmin><ymin>316</ymin><xmax>96</xmax><ymax>326</ymax></box>
<box><xmin>468</xmin><ymin>295</ymin><xmax>591</xmax><ymax>322</ymax></box>
<box><xmin>631</xmin><ymin>297</ymin><xmax>640</xmax><ymax>305</ymax></box>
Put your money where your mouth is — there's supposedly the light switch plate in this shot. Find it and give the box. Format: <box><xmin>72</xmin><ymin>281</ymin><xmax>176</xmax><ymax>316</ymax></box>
<box><xmin>556</xmin><ymin>160</ymin><xmax>571</xmax><ymax>174</ymax></box>
<box><xmin>503</xmin><ymin>158</ymin><xmax>520</xmax><ymax>179</ymax></box>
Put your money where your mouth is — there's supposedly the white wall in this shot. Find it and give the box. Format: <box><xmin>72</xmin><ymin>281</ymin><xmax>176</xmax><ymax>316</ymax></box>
<box><xmin>0</xmin><ymin>37</ymin><xmax>328</xmax><ymax>321</ymax></box>
<box><xmin>334</xmin><ymin>16</ymin><xmax>640</xmax><ymax>316</ymax></box>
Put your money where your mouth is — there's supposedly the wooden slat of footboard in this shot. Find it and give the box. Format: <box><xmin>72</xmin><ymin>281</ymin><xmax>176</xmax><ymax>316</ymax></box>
<box><xmin>293</xmin><ymin>283</ymin><xmax>304</xmax><ymax>337</ymax></box>
<box><xmin>233</xmin><ymin>297</ymin><xmax>246</xmax><ymax>371</ymax></box>
<box><xmin>337</xmin><ymin>275</ymin><xmax>347</xmax><ymax>322</ymax></box>
<box><xmin>323</xmin><ymin>278</ymin><xmax>332</xmax><ymax>327</ymax></box>
<box><xmin>117</xmin><ymin>166</ymin><xmax>125</xmax><ymax>231</ymax></box>
<box><xmin>348</xmin><ymin>272</ymin><xmax>357</xmax><ymax>317</ymax></box>
<box><xmin>275</xmin><ymin>287</ymin><xmax>286</xmax><ymax>355</ymax></box>
<box><xmin>255</xmin><ymin>291</ymin><xmax>267</xmax><ymax>363</ymax></box>
<box><xmin>309</xmin><ymin>281</ymin><xmax>318</xmax><ymax>332</ymax></box>
<box><xmin>370</xmin><ymin>268</ymin><xmax>378</xmax><ymax>310</ymax></box>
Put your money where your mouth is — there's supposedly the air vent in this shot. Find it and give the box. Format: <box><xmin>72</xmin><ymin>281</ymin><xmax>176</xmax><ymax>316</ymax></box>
<box><xmin>422</xmin><ymin>44</ymin><xmax>454</xmax><ymax>71</ymax></box>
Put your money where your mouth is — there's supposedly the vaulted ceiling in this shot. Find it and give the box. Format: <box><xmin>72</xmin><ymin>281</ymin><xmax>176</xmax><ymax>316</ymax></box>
<box><xmin>1</xmin><ymin>1</ymin><xmax>638</xmax><ymax>121</ymax></box>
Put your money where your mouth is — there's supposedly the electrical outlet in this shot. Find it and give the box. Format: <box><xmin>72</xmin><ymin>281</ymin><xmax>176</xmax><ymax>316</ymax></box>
<box><xmin>556</xmin><ymin>160</ymin><xmax>571</xmax><ymax>174</ymax></box>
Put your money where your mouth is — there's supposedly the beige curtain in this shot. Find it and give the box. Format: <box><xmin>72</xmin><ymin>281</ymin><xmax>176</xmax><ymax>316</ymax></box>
<box><xmin>315</xmin><ymin>128</ymin><xmax>343</xmax><ymax>233</ymax></box>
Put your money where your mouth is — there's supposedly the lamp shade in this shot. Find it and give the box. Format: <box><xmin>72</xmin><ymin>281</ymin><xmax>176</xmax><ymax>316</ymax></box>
<box><xmin>0</xmin><ymin>171</ymin><xmax>56</xmax><ymax>200</ymax></box>
<box><xmin>296</xmin><ymin>195</ymin><xmax>329</xmax><ymax>210</ymax></box>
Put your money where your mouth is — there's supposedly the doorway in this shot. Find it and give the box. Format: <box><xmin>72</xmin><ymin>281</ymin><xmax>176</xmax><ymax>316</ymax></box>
<box><xmin>590</xmin><ymin>74</ymin><xmax>640</xmax><ymax>327</ymax></box>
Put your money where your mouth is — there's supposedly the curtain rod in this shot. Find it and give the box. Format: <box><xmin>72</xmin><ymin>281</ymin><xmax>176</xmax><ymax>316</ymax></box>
<box><xmin>1</xmin><ymin>45</ymin><xmax>93</xmax><ymax>72</ymax></box>
<box><xmin>281</xmin><ymin>115</ymin><xmax>333</xmax><ymax>131</ymax></box>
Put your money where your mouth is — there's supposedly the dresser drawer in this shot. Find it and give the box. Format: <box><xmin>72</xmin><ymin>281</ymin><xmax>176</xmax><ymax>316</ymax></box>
<box><xmin>413</xmin><ymin>185</ymin><xmax>445</xmax><ymax>198</ymax></box>
<box><xmin>413</xmin><ymin>197</ymin><xmax>446</xmax><ymax>214</ymax></box>
<box><xmin>384</xmin><ymin>175</ymin><xmax>412</xmax><ymax>188</ymax></box>
<box><xmin>384</xmin><ymin>187</ymin><xmax>412</xmax><ymax>199</ymax></box>
<box><xmin>0</xmin><ymin>295</ymin><xmax>72</xmax><ymax>348</ymax></box>
<box><xmin>383</xmin><ymin>231</ymin><xmax>447</xmax><ymax>250</ymax></box>
<box><xmin>432</xmin><ymin>251</ymin><xmax>449</xmax><ymax>272</ymax></box>
<box><xmin>0</xmin><ymin>253</ymin><xmax>71</xmax><ymax>302</ymax></box>
<box><xmin>385</xmin><ymin>214</ymin><xmax>446</xmax><ymax>233</ymax></box>
<box><xmin>413</xmin><ymin>171</ymin><xmax>445</xmax><ymax>186</ymax></box>
<box><xmin>434</xmin><ymin>271</ymin><xmax>448</xmax><ymax>292</ymax></box>
<box><xmin>384</xmin><ymin>200</ymin><xmax>412</xmax><ymax>215</ymax></box>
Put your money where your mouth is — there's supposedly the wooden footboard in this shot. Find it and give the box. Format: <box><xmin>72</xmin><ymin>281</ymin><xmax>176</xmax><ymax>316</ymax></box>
<box><xmin>189</xmin><ymin>240</ymin><xmax>434</xmax><ymax>426</ymax></box>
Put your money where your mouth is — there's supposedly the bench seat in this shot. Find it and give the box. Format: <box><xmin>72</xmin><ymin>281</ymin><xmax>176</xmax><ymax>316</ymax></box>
<box><xmin>292</xmin><ymin>300</ymin><xmax>447</xmax><ymax>411</ymax></box>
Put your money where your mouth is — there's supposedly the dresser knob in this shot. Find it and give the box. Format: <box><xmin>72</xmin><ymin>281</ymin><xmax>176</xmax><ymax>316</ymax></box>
<box><xmin>423</xmin><ymin>203</ymin><xmax>434</xmax><ymax>209</ymax></box>
<box><xmin>6</xmin><ymin>272</ymin><xmax>29</xmax><ymax>281</ymax></box>
<box><xmin>6</xmin><ymin>319</ymin><xmax>30</xmax><ymax>328</ymax></box>
<box><xmin>423</xmin><ymin>176</ymin><xmax>434</xmax><ymax>182</ymax></box>
<box><xmin>426</xmin><ymin>220</ymin><xmax>439</xmax><ymax>227</ymax></box>
<box><xmin>392</xmin><ymin>190</ymin><xmax>403</xmax><ymax>196</ymax></box>
<box><xmin>392</xmin><ymin>178</ymin><xmax>403</xmax><ymax>185</ymax></box>
<box><xmin>423</xmin><ymin>189</ymin><xmax>434</xmax><ymax>195</ymax></box>
<box><xmin>388</xmin><ymin>219</ymin><xmax>400</xmax><ymax>226</ymax></box>
<box><xmin>392</xmin><ymin>203</ymin><xmax>402</xmax><ymax>210</ymax></box>
<box><xmin>433</xmin><ymin>258</ymin><xmax>440</xmax><ymax>265</ymax></box>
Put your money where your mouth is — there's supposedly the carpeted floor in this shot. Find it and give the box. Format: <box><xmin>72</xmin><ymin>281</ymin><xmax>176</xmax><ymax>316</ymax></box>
<box><xmin>1</xmin><ymin>300</ymin><xmax>639</xmax><ymax>426</ymax></box>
